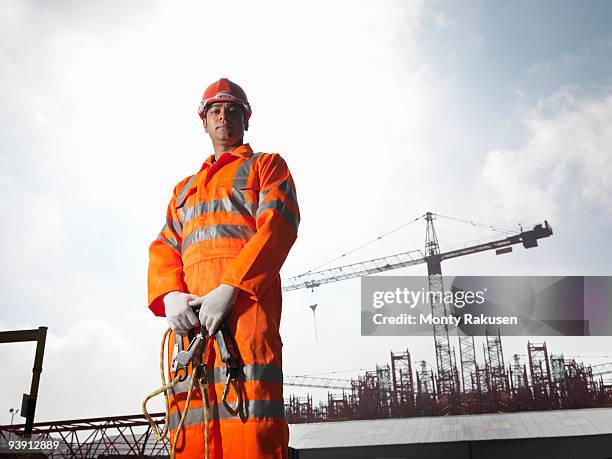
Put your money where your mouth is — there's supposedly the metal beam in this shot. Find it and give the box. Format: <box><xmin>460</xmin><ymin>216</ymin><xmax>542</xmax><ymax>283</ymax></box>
<box><xmin>0</xmin><ymin>327</ymin><xmax>47</xmax><ymax>439</ymax></box>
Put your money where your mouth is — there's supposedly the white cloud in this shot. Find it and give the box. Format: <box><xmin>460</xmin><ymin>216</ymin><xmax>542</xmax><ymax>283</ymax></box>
<box><xmin>0</xmin><ymin>186</ymin><xmax>65</xmax><ymax>270</ymax></box>
<box><xmin>0</xmin><ymin>317</ymin><xmax>168</xmax><ymax>422</ymax></box>
<box><xmin>479</xmin><ymin>87</ymin><xmax>612</xmax><ymax>224</ymax></box>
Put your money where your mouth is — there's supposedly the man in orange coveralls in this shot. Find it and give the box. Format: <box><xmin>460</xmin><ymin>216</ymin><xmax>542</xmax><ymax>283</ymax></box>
<box><xmin>147</xmin><ymin>78</ymin><xmax>300</xmax><ymax>458</ymax></box>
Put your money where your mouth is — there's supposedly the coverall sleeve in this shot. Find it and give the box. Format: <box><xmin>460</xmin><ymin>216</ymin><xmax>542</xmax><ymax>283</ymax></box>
<box><xmin>147</xmin><ymin>184</ymin><xmax>188</xmax><ymax>317</ymax></box>
<box><xmin>221</xmin><ymin>153</ymin><xmax>300</xmax><ymax>297</ymax></box>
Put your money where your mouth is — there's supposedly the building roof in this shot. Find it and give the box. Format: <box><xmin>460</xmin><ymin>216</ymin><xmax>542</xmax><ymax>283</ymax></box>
<box><xmin>288</xmin><ymin>408</ymin><xmax>612</xmax><ymax>450</ymax></box>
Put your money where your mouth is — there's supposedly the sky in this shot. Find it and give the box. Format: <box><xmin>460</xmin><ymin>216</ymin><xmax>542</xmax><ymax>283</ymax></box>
<box><xmin>1</xmin><ymin>0</ymin><xmax>612</xmax><ymax>424</ymax></box>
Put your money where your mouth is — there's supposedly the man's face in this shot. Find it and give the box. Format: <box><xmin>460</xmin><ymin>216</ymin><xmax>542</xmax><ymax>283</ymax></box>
<box><xmin>203</xmin><ymin>102</ymin><xmax>246</xmax><ymax>145</ymax></box>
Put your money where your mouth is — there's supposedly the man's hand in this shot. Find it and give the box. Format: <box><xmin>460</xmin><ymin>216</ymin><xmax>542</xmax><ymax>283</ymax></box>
<box><xmin>164</xmin><ymin>291</ymin><xmax>200</xmax><ymax>336</ymax></box>
<box><xmin>189</xmin><ymin>284</ymin><xmax>238</xmax><ymax>336</ymax></box>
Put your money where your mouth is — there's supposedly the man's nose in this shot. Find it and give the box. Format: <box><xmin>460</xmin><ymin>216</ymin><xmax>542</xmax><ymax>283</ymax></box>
<box><xmin>219</xmin><ymin>106</ymin><xmax>230</xmax><ymax>122</ymax></box>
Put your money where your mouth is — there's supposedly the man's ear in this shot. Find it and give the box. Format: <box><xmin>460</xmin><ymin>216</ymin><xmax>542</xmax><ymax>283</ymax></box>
<box><xmin>203</xmin><ymin>117</ymin><xmax>209</xmax><ymax>133</ymax></box>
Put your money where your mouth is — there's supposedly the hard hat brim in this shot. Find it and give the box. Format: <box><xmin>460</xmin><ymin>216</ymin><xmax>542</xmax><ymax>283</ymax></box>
<box><xmin>198</xmin><ymin>96</ymin><xmax>252</xmax><ymax>120</ymax></box>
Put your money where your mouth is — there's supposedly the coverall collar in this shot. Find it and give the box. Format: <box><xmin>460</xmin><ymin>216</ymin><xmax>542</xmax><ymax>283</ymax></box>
<box><xmin>201</xmin><ymin>143</ymin><xmax>254</xmax><ymax>170</ymax></box>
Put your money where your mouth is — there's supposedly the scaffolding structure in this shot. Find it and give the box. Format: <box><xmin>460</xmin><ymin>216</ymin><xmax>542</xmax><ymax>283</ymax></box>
<box><xmin>390</xmin><ymin>350</ymin><xmax>416</xmax><ymax>417</ymax></box>
<box><xmin>286</xmin><ymin>339</ymin><xmax>612</xmax><ymax>423</ymax></box>
<box><xmin>509</xmin><ymin>353</ymin><xmax>532</xmax><ymax>411</ymax></box>
<box><xmin>528</xmin><ymin>341</ymin><xmax>557</xmax><ymax>410</ymax></box>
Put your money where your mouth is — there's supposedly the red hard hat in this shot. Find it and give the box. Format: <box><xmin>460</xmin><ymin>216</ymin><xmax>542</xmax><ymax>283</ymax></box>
<box><xmin>198</xmin><ymin>78</ymin><xmax>252</xmax><ymax>128</ymax></box>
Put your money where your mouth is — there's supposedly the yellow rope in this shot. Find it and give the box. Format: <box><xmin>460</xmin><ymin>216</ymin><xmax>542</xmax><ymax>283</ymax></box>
<box><xmin>142</xmin><ymin>328</ymin><xmax>215</xmax><ymax>459</ymax></box>
<box><xmin>170</xmin><ymin>368</ymin><xmax>197</xmax><ymax>459</ymax></box>
<box><xmin>198</xmin><ymin>377</ymin><xmax>210</xmax><ymax>459</ymax></box>
<box><xmin>142</xmin><ymin>328</ymin><xmax>178</xmax><ymax>441</ymax></box>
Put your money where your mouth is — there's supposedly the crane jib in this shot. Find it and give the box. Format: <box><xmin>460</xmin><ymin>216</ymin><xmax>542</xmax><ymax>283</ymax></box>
<box><xmin>282</xmin><ymin>221</ymin><xmax>553</xmax><ymax>292</ymax></box>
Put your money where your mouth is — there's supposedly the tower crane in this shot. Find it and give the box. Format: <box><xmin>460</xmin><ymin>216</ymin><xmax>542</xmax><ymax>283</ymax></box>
<box><xmin>282</xmin><ymin>212</ymin><xmax>553</xmax><ymax>413</ymax></box>
<box><xmin>284</xmin><ymin>375</ymin><xmax>352</xmax><ymax>390</ymax></box>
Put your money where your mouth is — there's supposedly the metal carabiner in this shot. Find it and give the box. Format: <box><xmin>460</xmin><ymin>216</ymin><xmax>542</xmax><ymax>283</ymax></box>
<box><xmin>171</xmin><ymin>333</ymin><xmax>205</xmax><ymax>382</ymax></box>
<box><xmin>222</xmin><ymin>372</ymin><xmax>242</xmax><ymax>416</ymax></box>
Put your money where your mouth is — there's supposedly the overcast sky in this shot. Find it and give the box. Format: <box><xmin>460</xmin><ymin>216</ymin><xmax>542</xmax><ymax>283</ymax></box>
<box><xmin>1</xmin><ymin>0</ymin><xmax>612</xmax><ymax>424</ymax></box>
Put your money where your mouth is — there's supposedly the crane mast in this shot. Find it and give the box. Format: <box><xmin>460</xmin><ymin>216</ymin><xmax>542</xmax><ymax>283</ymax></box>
<box><xmin>424</xmin><ymin>212</ymin><xmax>459</xmax><ymax>406</ymax></box>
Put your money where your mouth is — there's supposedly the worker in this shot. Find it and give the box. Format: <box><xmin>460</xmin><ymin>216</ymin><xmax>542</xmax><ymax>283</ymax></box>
<box><xmin>147</xmin><ymin>77</ymin><xmax>300</xmax><ymax>458</ymax></box>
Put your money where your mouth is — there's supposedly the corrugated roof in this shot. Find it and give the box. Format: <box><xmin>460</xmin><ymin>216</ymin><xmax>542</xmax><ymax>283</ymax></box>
<box><xmin>288</xmin><ymin>408</ymin><xmax>612</xmax><ymax>449</ymax></box>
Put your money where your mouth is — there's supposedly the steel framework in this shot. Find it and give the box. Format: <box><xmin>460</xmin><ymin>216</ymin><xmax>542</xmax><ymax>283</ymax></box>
<box><xmin>285</xmin><ymin>341</ymin><xmax>612</xmax><ymax>424</ymax></box>
<box><xmin>0</xmin><ymin>413</ymin><xmax>169</xmax><ymax>458</ymax></box>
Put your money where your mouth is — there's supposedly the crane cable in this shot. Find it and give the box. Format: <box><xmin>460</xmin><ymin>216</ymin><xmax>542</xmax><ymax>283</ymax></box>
<box><xmin>142</xmin><ymin>328</ymin><xmax>210</xmax><ymax>459</ymax></box>
<box><xmin>293</xmin><ymin>367</ymin><xmax>376</xmax><ymax>377</ymax></box>
<box><xmin>297</xmin><ymin>212</ymin><xmax>519</xmax><ymax>278</ymax></box>
<box><xmin>433</xmin><ymin>213</ymin><xmax>518</xmax><ymax>235</ymax></box>
<box><xmin>298</xmin><ymin>214</ymin><xmax>426</xmax><ymax>276</ymax></box>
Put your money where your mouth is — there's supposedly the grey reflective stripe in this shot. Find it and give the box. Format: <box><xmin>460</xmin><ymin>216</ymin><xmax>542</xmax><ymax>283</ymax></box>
<box><xmin>172</xmin><ymin>378</ymin><xmax>193</xmax><ymax>395</ymax></box>
<box><xmin>182</xmin><ymin>194</ymin><xmax>256</xmax><ymax>223</ymax></box>
<box><xmin>182</xmin><ymin>224</ymin><xmax>255</xmax><ymax>252</ymax></box>
<box><xmin>177</xmin><ymin>206</ymin><xmax>186</xmax><ymax>223</ymax></box>
<box><xmin>172</xmin><ymin>364</ymin><xmax>283</xmax><ymax>394</ymax></box>
<box><xmin>278</xmin><ymin>179</ymin><xmax>298</xmax><ymax>204</ymax></box>
<box><xmin>258</xmin><ymin>179</ymin><xmax>297</xmax><ymax>211</ymax></box>
<box><xmin>257</xmin><ymin>200</ymin><xmax>299</xmax><ymax>230</ymax></box>
<box><xmin>157</xmin><ymin>232</ymin><xmax>181</xmax><ymax>253</ymax></box>
<box><xmin>239</xmin><ymin>364</ymin><xmax>283</xmax><ymax>383</ymax></box>
<box><xmin>233</xmin><ymin>153</ymin><xmax>262</xmax><ymax>188</ymax></box>
<box><xmin>168</xmin><ymin>400</ymin><xmax>285</xmax><ymax>429</ymax></box>
<box><xmin>167</xmin><ymin>214</ymin><xmax>183</xmax><ymax>235</ymax></box>
<box><xmin>176</xmin><ymin>174</ymin><xmax>198</xmax><ymax>207</ymax></box>
<box><xmin>229</xmin><ymin>190</ymin><xmax>257</xmax><ymax>217</ymax></box>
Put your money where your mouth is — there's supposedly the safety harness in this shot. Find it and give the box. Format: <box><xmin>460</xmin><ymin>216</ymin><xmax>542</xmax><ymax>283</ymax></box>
<box><xmin>142</xmin><ymin>318</ymin><xmax>243</xmax><ymax>459</ymax></box>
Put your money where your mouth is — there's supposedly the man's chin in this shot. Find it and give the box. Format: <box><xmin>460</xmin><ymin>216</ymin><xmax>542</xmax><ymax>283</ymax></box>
<box><xmin>214</xmin><ymin>134</ymin><xmax>240</xmax><ymax>144</ymax></box>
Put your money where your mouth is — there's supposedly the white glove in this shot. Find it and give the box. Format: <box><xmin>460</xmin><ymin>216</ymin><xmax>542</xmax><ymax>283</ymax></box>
<box><xmin>164</xmin><ymin>291</ymin><xmax>200</xmax><ymax>336</ymax></box>
<box><xmin>189</xmin><ymin>284</ymin><xmax>238</xmax><ymax>336</ymax></box>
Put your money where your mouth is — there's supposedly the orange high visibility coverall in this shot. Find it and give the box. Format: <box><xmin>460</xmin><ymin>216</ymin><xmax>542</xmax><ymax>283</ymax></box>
<box><xmin>147</xmin><ymin>144</ymin><xmax>299</xmax><ymax>458</ymax></box>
